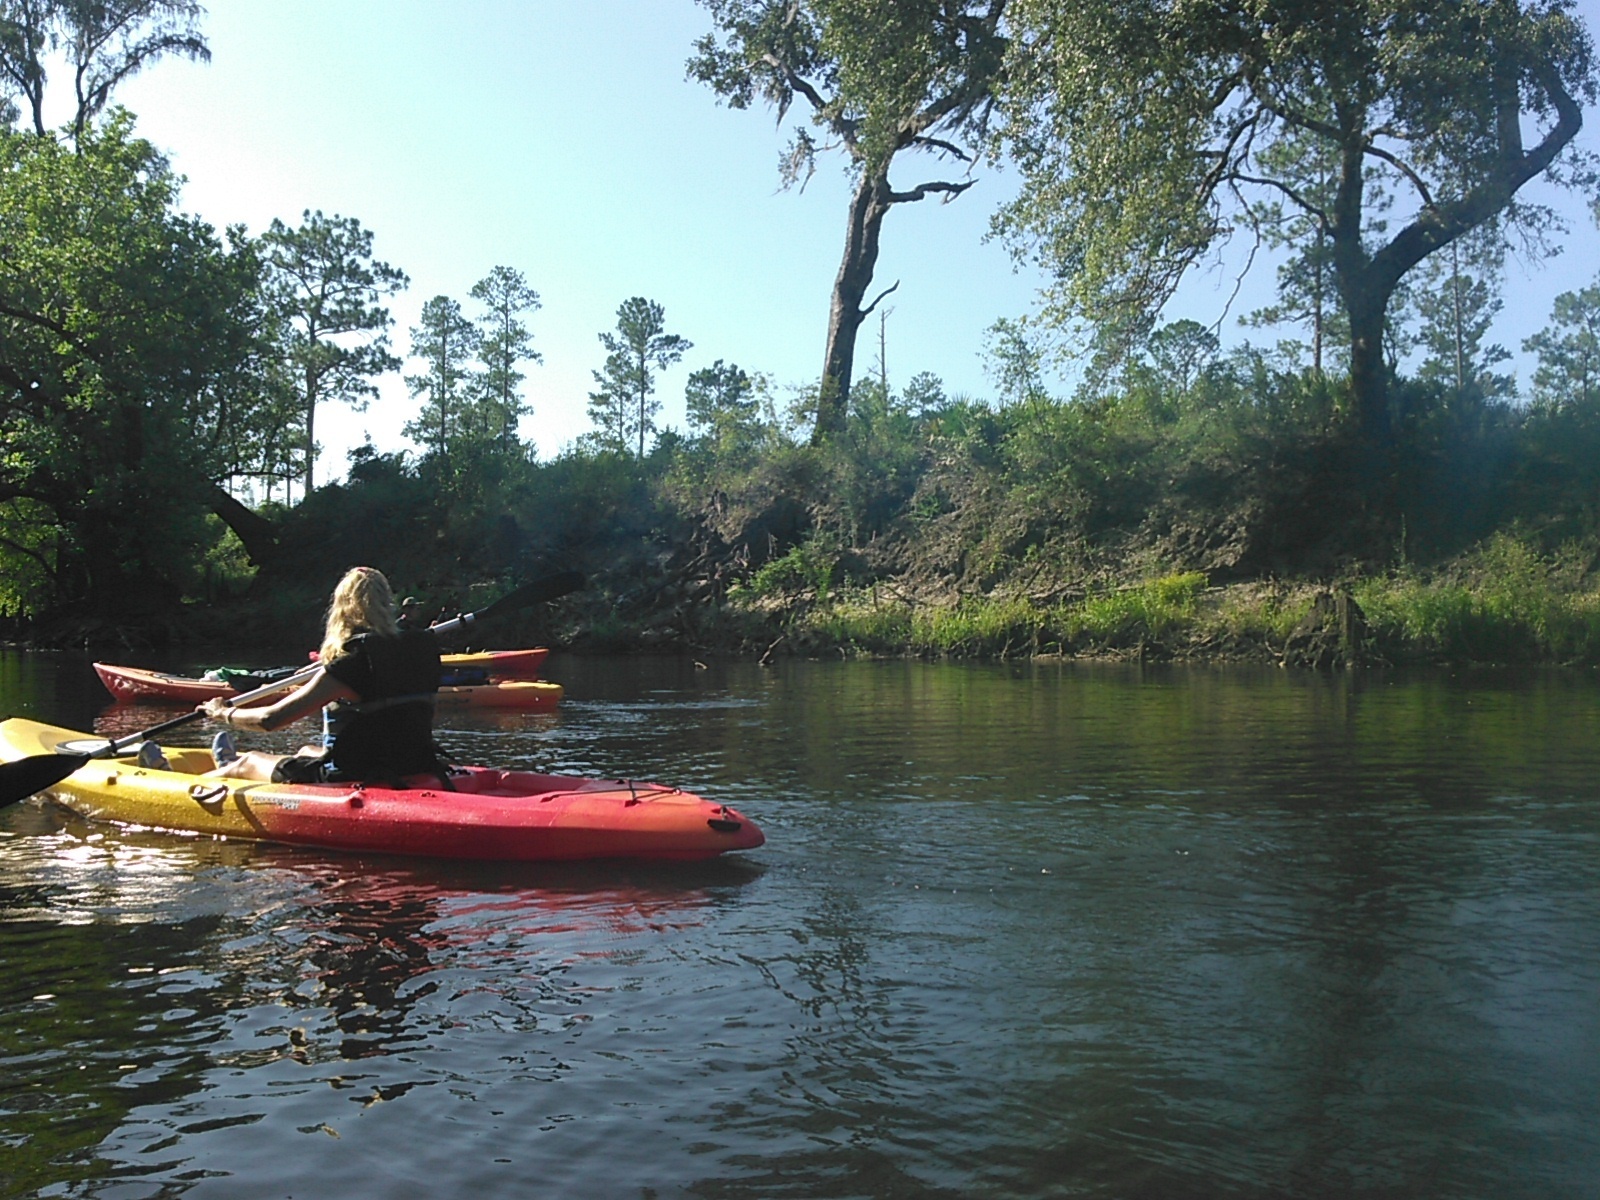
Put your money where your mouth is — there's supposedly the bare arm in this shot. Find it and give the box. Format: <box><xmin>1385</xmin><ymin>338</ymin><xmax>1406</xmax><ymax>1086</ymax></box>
<box><xmin>198</xmin><ymin>669</ymin><xmax>359</xmax><ymax>733</ymax></box>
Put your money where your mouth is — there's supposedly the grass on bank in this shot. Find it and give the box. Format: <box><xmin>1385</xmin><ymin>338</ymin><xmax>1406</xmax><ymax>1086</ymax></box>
<box><xmin>732</xmin><ymin>534</ymin><xmax>1600</xmax><ymax>664</ymax></box>
<box><xmin>1355</xmin><ymin>534</ymin><xmax>1600</xmax><ymax>664</ymax></box>
<box><xmin>786</xmin><ymin>572</ymin><xmax>1215</xmax><ymax>657</ymax></box>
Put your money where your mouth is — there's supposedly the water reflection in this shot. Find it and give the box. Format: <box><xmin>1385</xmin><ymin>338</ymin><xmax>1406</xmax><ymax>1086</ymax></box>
<box><xmin>267</xmin><ymin>859</ymin><xmax>742</xmax><ymax>1064</ymax></box>
<box><xmin>0</xmin><ymin>817</ymin><xmax>764</xmax><ymax>1196</ymax></box>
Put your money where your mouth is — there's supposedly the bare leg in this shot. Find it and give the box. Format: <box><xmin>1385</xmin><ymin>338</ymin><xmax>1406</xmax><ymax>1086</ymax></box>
<box><xmin>202</xmin><ymin>751</ymin><xmax>285</xmax><ymax>782</ymax></box>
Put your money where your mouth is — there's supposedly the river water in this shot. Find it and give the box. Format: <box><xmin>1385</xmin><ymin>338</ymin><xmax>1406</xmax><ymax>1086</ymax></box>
<box><xmin>1</xmin><ymin>651</ymin><xmax>1596</xmax><ymax>1199</ymax></box>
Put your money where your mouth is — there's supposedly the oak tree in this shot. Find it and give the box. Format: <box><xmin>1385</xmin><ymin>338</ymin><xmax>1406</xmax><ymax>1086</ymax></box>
<box><xmin>0</xmin><ymin>0</ymin><xmax>208</xmax><ymax>140</ymax></box>
<box><xmin>996</xmin><ymin>0</ymin><xmax>1595</xmax><ymax>449</ymax></box>
<box><xmin>0</xmin><ymin>117</ymin><xmax>280</xmax><ymax>614</ymax></box>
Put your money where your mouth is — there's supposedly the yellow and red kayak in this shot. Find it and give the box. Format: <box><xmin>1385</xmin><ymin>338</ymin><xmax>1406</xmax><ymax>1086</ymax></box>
<box><xmin>93</xmin><ymin>663</ymin><xmax>562</xmax><ymax>711</ymax></box>
<box><xmin>0</xmin><ymin>718</ymin><xmax>763</xmax><ymax>862</ymax></box>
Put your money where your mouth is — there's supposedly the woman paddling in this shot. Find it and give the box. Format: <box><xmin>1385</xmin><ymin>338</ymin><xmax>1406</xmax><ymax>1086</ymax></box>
<box><xmin>198</xmin><ymin>566</ymin><xmax>446</xmax><ymax>784</ymax></box>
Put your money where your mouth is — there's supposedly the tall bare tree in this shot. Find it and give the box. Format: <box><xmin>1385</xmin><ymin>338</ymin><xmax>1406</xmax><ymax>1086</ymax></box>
<box><xmin>689</xmin><ymin>0</ymin><xmax>1007</xmax><ymax>443</ymax></box>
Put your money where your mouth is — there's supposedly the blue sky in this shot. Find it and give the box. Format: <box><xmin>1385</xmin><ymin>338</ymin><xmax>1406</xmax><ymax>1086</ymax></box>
<box><xmin>109</xmin><ymin>0</ymin><xmax>1043</xmax><ymax>475</ymax></box>
<box><xmin>95</xmin><ymin>0</ymin><xmax>1600</xmax><ymax>480</ymax></box>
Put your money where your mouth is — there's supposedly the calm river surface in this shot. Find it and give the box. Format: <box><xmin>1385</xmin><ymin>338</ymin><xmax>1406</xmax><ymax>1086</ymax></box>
<box><xmin>1</xmin><ymin>651</ymin><xmax>1597</xmax><ymax>1199</ymax></box>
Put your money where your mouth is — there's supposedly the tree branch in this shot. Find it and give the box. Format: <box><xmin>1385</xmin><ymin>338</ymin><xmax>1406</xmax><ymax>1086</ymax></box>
<box><xmin>0</xmin><ymin>298</ymin><xmax>86</xmax><ymax>350</ymax></box>
<box><xmin>1251</xmin><ymin>84</ymin><xmax>1343</xmax><ymax>144</ymax></box>
<box><xmin>760</xmin><ymin>51</ymin><xmax>830</xmax><ymax>115</ymax></box>
<box><xmin>1198</xmin><ymin>110</ymin><xmax>1262</xmax><ymax>199</ymax></box>
<box><xmin>0</xmin><ymin>528</ymin><xmax>58</xmax><ymax>579</ymax></box>
<box><xmin>909</xmin><ymin>133</ymin><xmax>974</xmax><ymax>162</ymax></box>
<box><xmin>1370</xmin><ymin>62</ymin><xmax>1583</xmax><ymax>293</ymax></box>
<box><xmin>1361</xmin><ymin>142</ymin><xmax>1434</xmax><ymax>208</ymax></box>
<box><xmin>860</xmin><ymin>280</ymin><xmax>900</xmax><ymax>320</ymax></box>
<box><xmin>1226</xmin><ymin>171</ymin><xmax>1331</xmax><ymax>230</ymax></box>
<box><xmin>885</xmin><ymin>177</ymin><xmax>976</xmax><ymax>205</ymax></box>
<box><xmin>758</xmin><ymin>50</ymin><xmax>859</xmax><ymax>147</ymax></box>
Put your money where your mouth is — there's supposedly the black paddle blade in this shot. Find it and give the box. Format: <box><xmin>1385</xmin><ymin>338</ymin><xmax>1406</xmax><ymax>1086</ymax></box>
<box><xmin>475</xmin><ymin>571</ymin><xmax>584</xmax><ymax>621</ymax></box>
<box><xmin>0</xmin><ymin>751</ymin><xmax>89</xmax><ymax>808</ymax></box>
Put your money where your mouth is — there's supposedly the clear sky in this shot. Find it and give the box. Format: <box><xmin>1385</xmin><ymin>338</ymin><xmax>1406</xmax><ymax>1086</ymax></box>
<box><xmin>89</xmin><ymin>0</ymin><xmax>1600</xmax><ymax>482</ymax></box>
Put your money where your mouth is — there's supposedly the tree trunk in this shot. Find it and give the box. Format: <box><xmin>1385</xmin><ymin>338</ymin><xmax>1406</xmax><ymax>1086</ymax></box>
<box><xmin>815</xmin><ymin>165</ymin><xmax>892</xmax><ymax>444</ymax></box>
<box><xmin>206</xmin><ymin>483</ymin><xmax>280</xmax><ymax>568</ymax></box>
<box><xmin>1345</xmin><ymin>282</ymin><xmax>1391</xmax><ymax>447</ymax></box>
<box><xmin>1334</xmin><ymin>60</ymin><xmax>1582</xmax><ymax>451</ymax></box>
<box><xmin>303</xmin><ymin>364</ymin><xmax>317</xmax><ymax>502</ymax></box>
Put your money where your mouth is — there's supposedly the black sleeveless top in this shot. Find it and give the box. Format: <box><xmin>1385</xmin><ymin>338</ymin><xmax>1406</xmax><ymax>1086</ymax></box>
<box><xmin>320</xmin><ymin>630</ymin><xmax>441</xmax><ymax>781</ymax></box>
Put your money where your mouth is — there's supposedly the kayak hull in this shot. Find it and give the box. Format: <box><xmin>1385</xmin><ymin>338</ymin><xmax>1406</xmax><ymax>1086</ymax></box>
<box><xmin>93</xmin><ymin>663</ymin><xmax>562</xmax><ymax>711</ymax></box>
<box><xmin>0</xmin><ymin>718</ymin><xmax>763</xmax><ymax>862</ymax></box>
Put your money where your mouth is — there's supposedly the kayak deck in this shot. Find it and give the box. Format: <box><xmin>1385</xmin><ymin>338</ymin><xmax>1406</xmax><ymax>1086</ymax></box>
<box><xmin>0</xmin><ymin>718</ymin><xmax>762</xmax><ymax>862</ymax></box>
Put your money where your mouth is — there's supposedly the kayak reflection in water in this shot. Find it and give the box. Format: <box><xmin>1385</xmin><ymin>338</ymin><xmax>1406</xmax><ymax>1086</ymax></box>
<box><xmin>197</xmin><ymin>566</ymin><xmax>446</xmax><ymax>786</ymax></box>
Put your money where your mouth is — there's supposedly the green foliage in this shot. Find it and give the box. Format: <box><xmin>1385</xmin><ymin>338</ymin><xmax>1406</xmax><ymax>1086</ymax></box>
<box><xmin>0</xmin><ymin>115</ymin><xmax>281</xmax><ymax>615</ymax></box>
<box><xmin>1524</xmin><ymin>276</ymin><xmax>1600</xmax><ymax>410</ymax></box>
<box><xmin>789</xmin><ymin>573</ymin><xmax>1210</xmax><ymax>657</ymax></box>
<box><xmin>1213</xmin><ymin>589</ymin><xmax>1316</xmax><ymax>645</ymax></box>
<box><xmin>1069</xmin><ymin>573</ymin><xmax>1206</xmax><ymax>641</ymax></box>
<box><xmin>0</xmin><ymin>498</ymin><xmax>58</xmax><ymax>617</ymax></box>
<box><xmin>7</xmin><ymin>4</ymin><xmax>1600</xmax><ymax>661</ymax></box>
<box><xmin>1356</xmin><ymin>534</ymin><xmax>1600</xmax><ymax>662</ymax></box>
<box><xmin>689</xmin><ymin>1</ymin><xmax>1005</xmax><ymax>439</ymax></box>
<box><xmin>685</xmin><ymin>359</ymin><xmax>760</xmax><ymax>453</ymax></box>
<box><xmin>0</xmin><ymin>0</ymin><xmax>209</xmax><ymax>140</ymax></box>
<box><xmin>997</xmin><ymin>0</ymin><xmax>1597</xmax><ymax>443</ymax></box>
<box><xmin>403</xmin><ymin>294</ymin><xmax>480</xmax><ymax>459</ymax></box>
<box><xmin>783</xmin><ymin>591</ymin><xmax>1043</xmax><ymax>656</ymax></box>
<box><xmin>260</xmin><ymin>209</ymin><xmax>407</xmax><ymax>497</ymax></box>
<box><xmin>741</xmin><ymin>541</ymin><xmax>836</xmax><ymax>601</ymax></box>
<box><xmin>688</xmin><ymin>0</ymin><xmax>1004</xmax><ymax>176</ymax></box>
<box><xmin>804</xmin><ymin>596</ymin><xmax>914</xmax><ymax>649</ymax></box>
<box><xmin>910</xmin><ymin>596</ymin><xmax>1045</xmax><ymax>655</ymax></box>
<box><xmin>1237</xmin><ymin>121</ymin><xmax>1349</xmax><ymax>376</ymax></box>
<box><xmin>588</xmin><ymin>297</ymin><xmax>691</xmax><ymax>459</ymax></box>
<box><xmin>195</xmin><ymin>516</ymin><xmax>255</xmax><ymax>602</ymax></box>
<box><xmin>1412</xmin><ymin>240</ymin><xmax>1516</xmax><ymax>404</ymax></box>
<box><xmin>468</xmin><ymin>265</ymin><xmax>540</xmax><ymax>447</ymax></box>
<box><xmin>984</xmin><ymin>318</ymin><xmax>1050</xmax><ymax>407</ymax></box>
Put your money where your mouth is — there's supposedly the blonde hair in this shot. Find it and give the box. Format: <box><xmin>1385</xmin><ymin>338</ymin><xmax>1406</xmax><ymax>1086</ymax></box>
<box><xmin>320</xmin><ymin>566</ymin><xmax>399</xmax><ymax>663</ymax></box>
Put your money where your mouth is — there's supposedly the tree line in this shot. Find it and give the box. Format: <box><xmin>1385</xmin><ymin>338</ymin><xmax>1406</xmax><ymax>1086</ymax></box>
<box><xmin>2</xmin><ymin>0</ymin><xmax>1600</xmax><ymax>642</ymax></box>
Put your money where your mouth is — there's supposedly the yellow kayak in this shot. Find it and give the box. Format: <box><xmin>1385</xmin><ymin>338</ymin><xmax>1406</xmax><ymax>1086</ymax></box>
<box><xmin>0</xmin><ymin>717</ymin><xmax>764</xmax><ymax>862</ymax></box>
